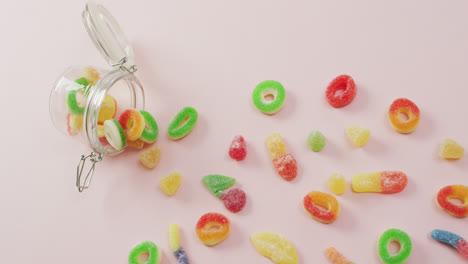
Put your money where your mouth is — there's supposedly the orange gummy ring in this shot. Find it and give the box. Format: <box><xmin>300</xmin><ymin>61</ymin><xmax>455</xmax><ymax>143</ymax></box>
<box><xmin>388</xmin><ymin>98</ymin><xmax>420</xmax><ymax>134</ymax></box>
<box><xmin>118</xmin><ymin>109</ymin><xmax>145</xmax><ymax>141</ymax></box>
<box><xmin>196</xmin><ymin>212</ymin><xmax>231</xmax><ymax>246</ymax></box>
<box><xmin>303</xmin><ymin>191</ymin><xmax>340</xmax><ymax>224</ymax></box>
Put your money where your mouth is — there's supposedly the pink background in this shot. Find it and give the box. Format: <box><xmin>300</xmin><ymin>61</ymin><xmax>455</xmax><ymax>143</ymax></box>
<box><xmin>2</xmin><ymin>0</ymin><xmax>468</xmax><ymax>263</ymax></box>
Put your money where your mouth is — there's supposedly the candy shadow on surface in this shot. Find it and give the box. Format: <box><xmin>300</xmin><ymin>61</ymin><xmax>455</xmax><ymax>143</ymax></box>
<box><xmin>343</xmin><ymin>83</ymin><xmax>369</xmax><ymax>114</ymax></box>
<box><xmin>272</xmin><ymin>90</ymin><xmax>297</xmax><ymax>120</ymax></box>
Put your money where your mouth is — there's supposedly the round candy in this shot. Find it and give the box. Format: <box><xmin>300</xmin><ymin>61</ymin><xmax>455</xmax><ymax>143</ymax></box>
<box><xmin>139</xmin><ymin>110</ymin><xmax>159</xmax><ymax>143</ymax></box>
<box><xmin>103</xmin><ymin>119</ymin><xmax>127</xmax><ymax>150</ymax></box>
<box><xmin>221</xmin><ymin>188</ymin><xmax>246</xmax><ymax>213</ymax></box>
<box><xmin>388</xmin><ymin>98</ymin><xmax>420</xmax><ymax>134</ymax></box>
<box><xmin>229</xmin><ymin>135</ymin><xmax>247</xmax><ymax>161</ymax></box>
<box><xmin>168</xmin><ymin>107</ymin><xmax>198</xmax><ymax>140</ymax></box>
<box><xmin>196</xmin><ymin>212</ymin><xmax>231</xmax><ymax>246</ymax></box>
<box><xmin>97</xmin><ymin>94</ymin><xmax>117</xmax><ymax>124</ymax></box>
<box><xmin>303</xmin><ymin>191</ymin><xmax>340</xmax><ymax>224</ymax></box>
<box><xmin>273</xmin><ymin>153</ymin><xmax>298</xmax><ymax>181</ymax></box>
<box><xmin>250</xmin><ymin>232</ymin><xmax>299</xmax><ymax>264</ymax></box>
<box><xmin>128</xmin><ymin>241</ymin><xmax>162</xmax><ymax>264</ymax></box>
<box><xmin>328</xmin><ymin>173</ymin><xmax>347</xmax><ymax>195</ymax></box>
<box><xmin>352</xmin><ymin>171</ymin><xmax>407</xmax><ymax>194</ymax></box>
<box><xmin>66</xmin><ymin>89</ymin><xmax>85</xmax><ymax>115</ymax></box>
<box><xmin>119</xmin><ymin>109</ymin><xmax>146</xmax><ymax>141</ymax></box>
<box><xmin>169</xmin><ymin>224</ymin><xmax>190</xmax><ymax>264</ymax></box>
<box><xmin>307</xmin><ymin>130</ymin><xmax>326</xmax><ymax>152</ymax></box>
<box><xmin>346</xmin><ymin>125</ymin><xmax>370</xmax><ymax>147</ymax></box>
<box><xmin>378</xmin><ymin>228</ymin><xmax>412</xmax><ymax>264</ymax></box>
<box><xmin>431</xmin><ymin>229</ymin><xmax>468</xmax><ymax>258</ymax></box>
<box><xmin>252</xmin><ymin>80</ymin><xmax>286</xmax><ymax>114</ymax></box>
<box><xmin>325</xmin><ymin>75</ymin><xmax>357</xmax><ymax>108</ymax></box>
<box><xmin>436</xmin><ymin>185</ymin><xmax>468</xmax><ymax>218</ymax></box>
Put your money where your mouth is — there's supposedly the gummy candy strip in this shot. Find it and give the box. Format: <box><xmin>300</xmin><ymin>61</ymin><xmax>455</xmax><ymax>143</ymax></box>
<box><xmin>67</xmin><ymin>113</ymin><xmax>83</xmax><ymax>136</ymax></box>
<box><xmin>273</xmin><ymin>153</ymin><xmax>298</xmax><ymax>181</ymax></box>
<box><xmin>139</xmin><ymin>110</ymin><xmax>159</xmax><ymax>143</ymax></box>
<box><xmin>430</xmin><ymin>229</ymin><xmax>468</xmax><ymax>258</ymax></box>
<box><xmin>97</xmin><ymin>94</ymin><xmax>117</xmax><ymax>124</ymax></box>
<box><xmin>252</xmin><ymin>80</ymin><xmax>286</xmax><ymax>114</ymax></box>
<box><xmin>250</xmin><ymin>232</ymin><xmax>299</xmax><ymax>264</ymax></box>
<box><xmin>265</xmin><ymin>133</ymin><xmax>287</xmax><ymax>160</ymax></box>
<box><xmin>378</xmin><ymin>228</ymin><xmax>412</xmax><ymax>264</ymax></box>
<box><xmin>103</xmin><ymin>119</ymin><xmax>127</xmax><ymax>150</ymax></box>
<box><xmin>66</xmin><ymin>89</ymin><xmax>85</xmax><ymax>115</ymax></box>
<box><xmin>202</xmin><ymin>175</ymin><xmax>236</xmax><ymax>198</ymax></box>
<box><xmin>325</xmin><ymin>247</ymin><xmax>354</xmax><ymax>264</ymax></box>
<box><xmin>436</xmin><ymin>185</ymin><xmax>468</xmax><ymax>218</ymax></box>
<box><xmin>303</xmin><ymin>191</ymin><xmax>340</xmax><ymax>224</ymax></box>
<box><xmin>119</xmin><ymin>109</ymin><xmax>146</xmax><ymax>141</ymax></box>
<box><xmin>325</xmin><ymin>75</ymin><xmax>357</xmax><ymax>108</ymax></box>
<box><xmin>388</xmin><ymin>98</ymin><xmax>420</xmax><ymax>134</ymax></box>
<box><xmin>168</xmin><ymin>107</ymin><xmax>198</xmax><ymax>140</ymax></box>
<box><xmin>169</xmin><ymin>224</ymin><xmax>190</xmax><ymax>264</ymax></box>
<box><xmin>128</xmin><ymin>241</ymin><xmax>162</xmax><ymax>264</ymax></box>
<box><xmin>307</xmin><ymin>130</ymin><xmax>326</xmax><ymax>152</ymax></box>
<box><xmin>229</xmin><ymin>135</ymin><xmax>247</xmax><ymax>161</ymax></box>
<box><xmin>351</xmin><ymin>171</ymin><xmax>407</xmax><ymax>194</ymax></box>
<box><xmin>196</xmin><ymin>212</ymin><xmax>231</xmax><ymax>246</ymax></box>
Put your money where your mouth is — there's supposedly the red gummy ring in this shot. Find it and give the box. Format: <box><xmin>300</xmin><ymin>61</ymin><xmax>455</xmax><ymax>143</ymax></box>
<box><xmin>325</xmin><ymin>75</ymin><xmax>357</xmax><ymax>108</ymax></box>
<box><xmin>437</xmin><ymin>185</ymin><xmax>468</xmax><ymax>218</ymax></box>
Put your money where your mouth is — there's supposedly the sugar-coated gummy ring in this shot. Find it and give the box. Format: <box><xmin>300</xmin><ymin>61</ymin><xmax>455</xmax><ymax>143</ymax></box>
<box><xmin>436</xmin><ymin>185</ymin><xmax>468</xmax><ymax>218</ymax></box>
<box><xmin>66</xmin><ymin>89</ymin><xmax>85</xmax><ymax>115</ymax></box>
<box><xmin>128</xmin><ymin>241</ymin><xmax>162</xmax><ymax>264</ymax></box>
<box><xmin>252</xmin><ymin>80</ymin><xmax>286</xmax><ymax>114</ymax></box>
<box><xmin>388</xmin><ymin>98</ymin><xmax>420</xmax><ymax>134</ymax></box>
<box><xmin>119</xmin><ymin>109</ymin><xmax>146</xmax><ymax>141</ymax></box>
<box><xmin>431</xmin><ymin>229</ymin><xmax>468</xmax><ymax>258</ymax></box>
<box><xmin>325</xmin><ymin>75</ymin><xmax>357</xmax><ymax>108</ymax></box>
<box><xmin>103</xmin><ymin>119</ymin><xmax>127</xmax><ymax>150</ymax></box>
<box><xmin>168</xmin><ymin>107</ymin><xmax>198</xmax><ymax>140</ymax></box>
<box><xmin>378</xmin><ymin>228</ymin><xmax>412</xmax><ymax>264</ymax></box>
<box><xmin>196</xmin><ymin>212</ymin><xmax>230</xmax><ymax>246</ymax></box>
<box><xmin>303</xmin><ymin>191</ymin><xmax>340</xmax><ymax>224</ymax></box>
<box><xmin>139</xmin><ymin>110</ymin><xmax>159</xmax><ymax>143</ymax></box>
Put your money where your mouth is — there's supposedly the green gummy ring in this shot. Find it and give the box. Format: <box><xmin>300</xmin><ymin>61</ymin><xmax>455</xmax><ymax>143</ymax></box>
<box><xmin>103</xmin><ymin>119</ymin><xmax>127</xmax><ymax>150</ymax></box>
<box><xmin>168</xmin><ymin>107</ymin><xmax>198</xmax><ymax>140</ymax></box>
<box><xmin>66</xmin><ymin>90</ymin><xmax>85</xmax><ymax>115</ymax></box>
<box><xmin>252</xmin><ymin>80</ymin><xmax>286</xmax><ymax>114</ymax></box>
<box><xmin>378</xmin><ymin>228</ymin><xmax>412</xmax><ymax>264</ymax></box>
<box><xmin>139</xmin><ymin>110</ymin><xmax>159</xmax><ymax>143</ymax></box>
<box><xmin>128</xmin><ymin>241</ymin><xmax>161</xmax><ymax>264</ymax></box>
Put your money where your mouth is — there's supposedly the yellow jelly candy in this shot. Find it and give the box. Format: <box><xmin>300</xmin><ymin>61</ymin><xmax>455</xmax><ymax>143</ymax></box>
<box><xmin>266</xmin><ymin>133</ymin><xmax>287</xmax><ymax>160</ymax></box>
<box><xmin>351</xmin><ymin>172</ymin><xmax>382</xmax><ymax>193</ymax></box>
<box><xmin>98</xmin><ymin>94</ymin><xmax>117</xmax><ymax>124</ymax></box>
<box><xmin>251</xmin><ymin>232</ymin><xmax>299</xmax><ymax>264</ymax></box>
<box><xmin>159</xmin><ymin>172</ymin><xmax>181</xmax><ymax>196</ymax></box>
<box><xmin>439</xmin><ymin>138</ymin><xmax>464</xmax><ymax>160</ymax></box>
<box><xmin>67</xmin><ymin>114</ymin><xmax>83</xmax><ymax>135</ymax></box>
<box><xmin>81</xmin><ymin>66</ymin><xmax>100</xmax><ymax>86</ymax></box>
<box><xmin>346</xmin><ymin>125</ymin><xmax>370</xmax><ymax>147</ymax></box>
<box><xmin>328</xmin><ymin>173</ymin><xmax>347</xmax><ymax>195</ymax></box>
<box><xmin>127</xmin><ymin>139</ymin><xmax>145</xmax><ymax>149</ymax></box>
<box><xmin>139</xmin><ymin>146</ymin><xmax>161</xmax><ymax>169</ymax></box>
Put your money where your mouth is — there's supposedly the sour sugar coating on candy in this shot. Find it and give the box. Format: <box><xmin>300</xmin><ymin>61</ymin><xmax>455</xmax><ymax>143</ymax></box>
<box><xmin>252</xmin><ymin>80</ymin><xmax>286</xmax><ymax>115</ymax></box>
<box><xmin>221</xmin><ymin>188</ymin><xmax>246</xmax><ymax>213</ymax></box>
<box><xmin>431</xmin><ymin>229</ymin><xmax>468</xmax><ymax>258</ymax></box>
<box><xmin>303</xmin><ymin>191</ymin><xmax>340</xmax><ymax>224</ymax></box>
<box><xmin>98</xmin><ymin>94</ymin><xmax>116</xmax><ymax>124</ymax></box>
<box><xmin>103</xmin><ymin>119</ymin><xmax>127</xmax><ymax>150</ymax></box>
<box><xmin>169</xmin><ymin>224</ymin><xmax>190</xmax><ymax>264</ymax></box>
<box><xmin>325</xmin><ymin>247</ymin><xmax>354</xmax><ymax>264</ymax></box>
<box><xmin>266</xmin><ymin>133</ymin><xmax>287</xmax><ymax>160</ymax></box>
<box><xmin>273</xmin><ymin>153</ymin><xmax>298</xmax><ymax>181</ymax></box>
<box><xmin>168</xmin><ymin>107</ymin><xmax>198</xmax><ymax>140</ymax></box>
<box><xmin>378</xmin><ymin>228</ymin><xmax>412</xmax><ymax>264</ymax></box>
<box><xmin>119</xmin><ymin>109</ymin><xmax>146</xmax><ymax>141</ymax></box>
<box><xmin>346</xmin><ymin>125</ymin><xmax>370</xmax><ymax>147</ymax></box>
<box><xmin>439</xmin><ymin>138</ymin><xmax>464</xmax><ymax>160</ymax></box>
<box><xmin>139</xmin><ymin>110</ymin><xmax>159</xmax><ymax>143</ymax></box>
<box><xmin>202</xmin><ymin>174</ymin><xmax>236</xmax><ymax>197</ymax></box>
<box><xmin>351</xmin><ymin>171</ymin><xmax>407</xmax><ymax>194</ymax></box>
<box><xmin>325</xmin><ymin>75</ymin><xmax>357</xmax><ymax>108</ymax></box>
<box><xmin>307</xmin><ymin>130</ymin><xmax>326</xmax><ymax>152</ymax></box>
<box><xmin>127</xmin><ymin>139</ymin><xmax>145</xmax><ymax>149</ymax></box>
<box><xmin>388</xmin><ymin>98</ymin><xmax>420</xmax><ymax>134</ymax></box>
<box><xmin>328</xmin><ymin>173</ymin><xmax>347</xmax><ymax>195</ymax></box>
<box><xmin>128</xmin><ymin>241</ymin><xmax>162</xmax><ymax>264</ymax></box>
<box><xmin>139</xmin><ymin>146</ymin><xmax>162</xmax><ymax>169</ymax></box>
<box><xmin>229</xmin><ymin>135</ymin><xmax>247</xmax><ymax>161</ymax></box>
<box><xmin>436</xmin><ymin>185</ymin><xmax>468</xmax><ymax>218</ymax></box>
<box><xmin>66</xmin><ymin>89</ymin><xmax>85</xmax><ymax>115</ymax></box>
<box><xmin>196</xmin><ymin>212</ymin><xmax>231</xmax><ymax>246</ymax></box>
<box><xmin>250</xmin><ymin>232</ymin><xmax>299</xmax><ymax>264</ymax></box>
<box><xmin>159</xmin><ymin>172</ymin><xmax>181</xmax><ymax>196</ymax></box>
<box><xmin>81</xmin><ymin>66</ymin><xmax>100</xmax><ymax>86</ymax></box>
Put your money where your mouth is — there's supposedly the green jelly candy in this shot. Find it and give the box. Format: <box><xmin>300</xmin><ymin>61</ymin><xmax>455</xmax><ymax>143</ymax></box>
<box><xmin>202</xmin><ymin>174</ymin><xmax>236</xmax><ymax>197</ymax></box>
<box><xmin>252</xmin><ymin>80</ymin><xmax>286</xmax><ymax>114</ymax></box>
<box><xmin>378</xmin><ymin>228</ymin><xmax>412</xmax><ymax>264</ymax></box>
<box><xmin>139</xmin><ymin>110</ymin><xmax>159</xmax><ymax>143</ymax></box>
<box><xmin>128</xmin><ymin>241</ymin><xmax>162</xmax><ymax>264</ymax></box>
<box><xmin>168</xmin><ymin>107</ymin><xmax>198</xmax><ymax>140</ymax></box>
<box><xmin>307</xmin><ymin>130</ymin><xmax>326</xmax><ymax>152</ymax></box>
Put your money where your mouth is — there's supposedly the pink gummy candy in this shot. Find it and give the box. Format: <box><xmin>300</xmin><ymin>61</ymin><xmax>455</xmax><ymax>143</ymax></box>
<box><xmin>221</xmin><ymin>188</ymin><xmax>246</xmax><ymax>213</ymax></box>
<box><xmin>229</xmin><ymin>135</ymin><xmax>247</xmax><ymax>161</ymax></box>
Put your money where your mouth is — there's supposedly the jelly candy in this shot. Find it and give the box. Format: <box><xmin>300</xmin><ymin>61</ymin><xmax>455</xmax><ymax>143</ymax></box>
<box><xmin>378</xmin><ymin>228</ymin><xmax>412</xmax><ymax>264</ymax></box>
<box><xmin>327</xmin><ymin>173</ymin><xmax>347</xmax><ymax>195</ymax></box>
<box><xmin>81</xmin><ymin>66</ymin><xmax>100</xmax><ymax>86</ymax></box>
<box><xmin>252</xmin><ymin>80</ymin><xmax>286</xmax><ymax>114</ymax></box>
<box><xmin>273</xmin><ymin>153</ymin><xmax>298</xmax><ymax>181</ymax></box>
<box><xmin>67</xmin><ymin>113</ymin><xmax>83</xmax><ymax>136</ymax></box>
<box><xmin>325</xmin><ymin>247</ymin><xmax>354</xmax><ymax>264</ymax></box>
<box><xmin>388</xmin><ymin>98</ymin><xmax>420</xmax><ymax>134</ymax></box>
<box><xmin>436</xmin><ymin>185</ymin><xmax>468</xmax><ymax>218</ymax></box>
<box><xmin>196</xmin><ymin>212</ymin><xmax>231</xmax><ymax>246</ymax></box>
<box><xmin>265</xmin><ymin>133</ymin><xmax>287</xmax><ymax>160</ymax></box>
<box><xmin>119</xmin><ymin>109</ymin><xmax>146</xmax><ymax>141</ymax></box>
<box><xmin>325</xmin><ymin>75</ymin><xmax>357</xmax><ymax>108</ymax></box>
<box><xmin>159</xmin><ymin>172</ymin><xmax>181</xmax><ymax>196</ymax></box>
<box><xmin>168</xmin><ymin>107</ymin><xmax>198</xmax><ymax>140</ymax></box>
<box><xmin>169</xmin><ymin>224</ymin><xmax>190</xmax><ymax>264</ymax></box>
<box><xmin>352</xmin><ymin>171</ymin><xmax>407</xmax><ymax>194</ymax></box>
<box><xmin>127</xmin><ymin>139</ymin><xmax>145</xmax><ymax>149</ymax></box>
<box><xmin>66</xmin><ymin>89</ymin><xmax>85</xmax><ymax>115</ymax></box>
<box><xmin>346</xmin><ymin>125</ymin><xmax>370</xmax><ymax>147</ymax></box>
<box><xmin>103</xmin><ymin>119</ymin><xmax>127</xmax><ymax>150</ymax></box>
<box><xmin>250</xmin><ymin>232</ymin><xmax>299</xmax><ymax>264</ymax></box>
<box><xmin>307</xmin><ymin>130</ymin><xmax>326</xmax><ymax>152</ymax></box>
<box><xmin>139</xmin><ymin>146</ymin><xmax>161</xmax><ymax>169</ymax></box>
<box><xmin>439</xmin><ymin>138</ymin><xmax>464</xmax><ymax>159</ymax></box>
<box><xmin>303</xmin><ymin>191</ymin><xmax>340</xmax><ymax>224</ymax></box>
<box><xmin>97</xmin><ymin>94</ymin><xmax>116</xmax><ymax>124</ymax></box>
<box><xmin>202</xmin><ymin>175</ymin><xmax>236</xmax><ymax>198</ymax></box>
<box><xmin>431</xmin><ymin>230</ymin><xmax>468</xmax><ymax>258</ymax></box>
<box><xmin>128</xmin><ymin>241</ymin><xmax>162</xmax><ymax>264</ymax></box>
<box><xmin>229</xmin><ymin>135</ymin><xmax>247</xmax><ymax>161</ymax></box>
<box><xmin>139</xmin><ymin>110</ymin><xmax>159</xmax><ymax>143</ymax></box>
<box><xmin>221</xmin><ymin>188</ymin><xmax>246</xmax><ymax>213</ymax></box>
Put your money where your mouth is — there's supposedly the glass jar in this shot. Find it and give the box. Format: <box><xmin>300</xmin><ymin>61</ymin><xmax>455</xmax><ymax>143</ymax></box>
<box><xmin>49</xmin><ymin>1</ymin><xmax>146</xmax><ymax>192</ymax></box>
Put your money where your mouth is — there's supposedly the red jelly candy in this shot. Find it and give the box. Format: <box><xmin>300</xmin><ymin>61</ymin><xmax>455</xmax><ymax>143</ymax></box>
<box><xmin>325</xmin><ymin>75</ymin><xmax>357</xmax><ymax>108</ymax></box>
<box><xmin>272</xmin><ymin>153</ymin><xmax>297</xmax><ymax>181</ymax></box>
<box><xmin>221</xmin><ymin>188</ymin><xmax>246</xmax><ymax>213</ymax></box>
<box><xmin>229</xmin><ymin>135</ymin><xmax>247</xmax><ymax>161</ymax></box>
